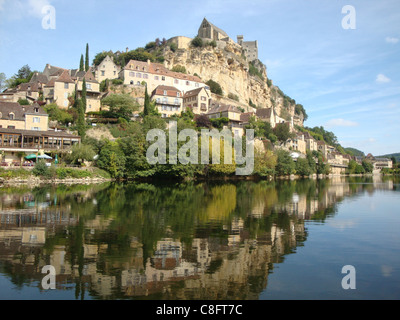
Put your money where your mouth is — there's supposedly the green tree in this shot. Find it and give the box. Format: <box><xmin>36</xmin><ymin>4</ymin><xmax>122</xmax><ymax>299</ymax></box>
<box><xmin>79</xmin><ymin>54</ymin><xmax>84</xmax><ymax>72</ymax></box>
<box><xmin>76</xmin><ymin>99</ymin><xmax>86</xmax><ymax>139</ymax></box>
<box><xmin>101</xmin><ymin>93</ymin><xmax>139</xmax><ymax>120</ymax></box>
<box><xmin>81</xmin><ymin>78</ymin><xmax>87</xmax><ymax>112</ymax></box>
<box><xmin>273</xmin><ymin>123</ymin><xmax>293</xmax><ymax>142</ymax></box>
<box><xmin>275</xmin><ymin>149</ymin><xmax>295</xmax><ymax>176</ymax></box>
<box><xmin>66</xmin><ymin>144</ymin><xmax>96</xmax><ymax>165</ymax></box>
<box><xmin>97</xmin><ymin>141</ymin><xmax>126</xmax><ymax>178</ymax></box>
<box><xmin>253</xmin><ymin>150</ymin><xmax>277</xmax><ymax>177</ymax></box>
<box><xmin>296</xmin><ymin>158</ymin><xmax>312</xmax><ymax>176</ymax></box>
<box><xmin>85</xmin><ymin>43</ymin><xmax>90</xmax><ymax>72</ymax></box>
<box><xmin>362</xmin><ymin>159</ymin><xmax>373</xmax><ymax>173</ymax></box>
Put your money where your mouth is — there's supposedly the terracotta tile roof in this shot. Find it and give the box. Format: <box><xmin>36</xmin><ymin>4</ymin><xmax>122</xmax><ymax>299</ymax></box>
<box><xmin>240</xmin><ymin>112</ymin><xmax>255</xmax><ymax>123</ymax></box>
<box><xmin>125</xmin><ymin>59</ymin><xmax>202</xmax><ymax>82</ymax></box>
<box><xmin>0</xmin><ymin>102</ymin><xmax>47</xmax><ymax>120</ymax></box>
<box><xmin>255</xmin><ymin>108</ymin><xmax>273</xmax><ymax>119</ymax></box>
<box><xmin>208</xmin><ymin>101</ymin><xmax>241</xmax><ymax>114</ymax></box>
<box><xmin>44</xmin><ymin>78</ymin><xmax>56</xmax><ymax>87</ymax></box>
<box><xmin>151</xmin><ymin>85</ymin><xmax>182</xmax><ymax>97</ymax></box>
<box><xmin>183</xmin><ymin>87</ymin><xmax>204</xmax><ymax>98</ymax></box>
<box><xmin>56</xmin><ymin>70</ymin><xmax>75</xmax><ymax>83</ymax></box>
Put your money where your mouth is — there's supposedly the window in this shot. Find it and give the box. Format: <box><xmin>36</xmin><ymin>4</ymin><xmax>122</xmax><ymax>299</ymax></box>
<box><xmin>130</xmin><ymin>80</ymin><xmax>134</xmax><ymax>85</ymax></box>
<box><xmin>129</xmin><ymin>71</ymin><xmax>135</xmax><ymax>77</ymax></box>
<box><xmin>7</xmin><ymin>125</ymin><xmax>15</xmax><ymax>129</ymax></box>
<box><xmin>143</xmin><ymin>74</ymin><xmax>148</xmax><ymax>79</ymax></box>
<box><xmin>177</xmin><ymin>92</ymin><xmax>180</xmax><ymax>97</ymax></box>
<box><xmin>186</xmin><ymin>81</ymin><xmax>190</xmax><ymax>86</ymax></box>
<box><xmin>101</xmin><ymin>71</ymin><xmax>105</xmax><ymax>76</ymax></box>
<box><xmin>64</xmin><ymin>100</ymin><xmax>68</xmax><ymax>107</ymax></box>
<box><xmin>34</xmin><ymin>107</ymin><xmax>39</xmax><ymax>113</ymax></box>
<box><xmin>33</xmin><ymin>117</ymin><xmax>40</xmax><ymax>123</ymax></box>
<box><xmin>162</xmin><ymin>76</ymin><xmax>165</xmax><ymax>81</ymax></box>
<box><xmin>163</xmin><ymin>90</ymin><xmax>167</xmax><ymax>96</ymax></box>
<box><xmin>174</xmin><ymin>79</ymin><xmax>179</xmax><ymax>84</ymax></box>
<box><xmin>64</xmin><ymin>92</ymin><xmax>68</xmax><ymax>99</ymax></box>
<box><xmin>154</xmin><ymin>76</ymin><xmax>159</xmax><ymax>80</ymax></box>
<box><xmin>162</xmin><ymin>97</ymin><xmax>168</xmax><ymax>104</ymax></box>
<box><xmin>86</xmin><ymin>83</ymin><xmax>92</xmax><ymax>90</ymax></box>
<box><xmin>64</xmin><ymin>83</ymin><xmax>69</xmax><ymax>89</ymax></box>
<box><xmin>136</xmin><ymin>73</ymin><xmax>142</xmax><ymax>78</ymax></box>
<box><xmin>31</xmin><ymin>127</ymin><xmax>40</xmax><ymax>131</ymax></box>
<box><xmin>113</xmin><ymin>71</ymin><xmax>116</xmax><ymax>75</ymax></box>
<box><xmin>201</xmin><ymin>103</ymin><xmax>207</xmax><ymax>111</ymax></box>
<box><xmin>174</xmin><ymin>98</ymin><xmax>179</xmax><ymax>105</ymax></box>
<box><xmin>8</xmin><ymin>113</ymin><xmax>14</xmax><ymax>120</ymax></box>
<box><xmin>201</xmin><ymin>96</ymin><xmax>206</xmax><ymax>101</ymax></box>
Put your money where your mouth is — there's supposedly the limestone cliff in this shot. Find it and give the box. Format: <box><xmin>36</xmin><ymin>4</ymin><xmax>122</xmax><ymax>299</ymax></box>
<box><xmin>163</xmin><ymin>38</ymin><xmax>304</xmax><ymax>126</ymax></box>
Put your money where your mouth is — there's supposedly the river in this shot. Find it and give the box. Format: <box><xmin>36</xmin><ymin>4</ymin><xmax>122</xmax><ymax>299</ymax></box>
<box><xmin>0</xmin><ymin>176</ymin><xmax>399</xmax><ymax>300</ymax></box>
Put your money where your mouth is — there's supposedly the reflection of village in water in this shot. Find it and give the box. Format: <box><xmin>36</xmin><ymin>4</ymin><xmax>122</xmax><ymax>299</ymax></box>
<box><xmin>0</xmin><ymin>176</ymin><xmax>396</xmax><ymax>299</ymax></box>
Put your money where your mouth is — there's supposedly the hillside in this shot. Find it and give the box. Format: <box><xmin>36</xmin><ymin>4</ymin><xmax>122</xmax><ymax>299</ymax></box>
<box><xmin>163</xmin><ymin>37</ymin><xmax>305</xmax><ymax>126</ymax></box>
<box><xmin>377</xmin><ymin>153</ymin><xmax>400</xmax><ymax>162</ymax></box>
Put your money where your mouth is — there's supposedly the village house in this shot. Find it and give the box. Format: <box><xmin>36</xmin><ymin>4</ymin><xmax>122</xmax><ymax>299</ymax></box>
<box><xmin>285</xmin><ymin>134</ymin><xmax>307</xmax><ymax>154</ymax></box>
<box><xmin>71</xmin><ymin>70</ymin><xmax>102</xmax><ymax>112</ymax></box>
<box><xmin>0</xmin><ymin>102</ymin><xmax>48</xmax><ymax>131</ymax></box>
<box><xmin>255</xmin><ymin>108</ymin><xmax>286</xmax><ymax>128</ymax></box>
<box><xmin>302</xmin><ymin>132</ymin><xmax>318</xmax><ymax>153</ymax></box>
<box><xmin>182</xmin><ymin>87</ymin><xmax>211</xmax><ymax>114</ymax></box>
<box><xmin>94</xmin><ymin>55</ymin><xmax>121</xmax><ymax>83</ymax></box>
<box><xmin>119</xmin><ymin>59</ymin><xmax>206</xmax><ymax>94</ymax></box>
<box><xmin>365</xmin><ymin>153</ymin><xmax>393</xmax><ymax>171</ymax></box>
<box><xmin>43</xmin><ymin>70</ymin><xmax>75</xmax><ymax>108</ymax></box>
<box><xmin>207</xmin><ymin>101</ymin><xmax>244</xmax><ymax>136</ymax></box>
<box><xmin>0</xmin><ymin>101</ymin><xmax>80</xmax><ymax>166</ymax></box>
<box><xmin>151</xmin><ymin>85</ymin><xmax>183</xmax><ymax>118</ymax></box>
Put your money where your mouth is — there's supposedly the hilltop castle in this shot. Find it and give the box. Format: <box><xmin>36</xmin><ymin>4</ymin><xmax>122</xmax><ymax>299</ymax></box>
<box><xmin>197</xmin><ymin>18</ymin><xmax>258</xmax><ymax>62</ymax></box>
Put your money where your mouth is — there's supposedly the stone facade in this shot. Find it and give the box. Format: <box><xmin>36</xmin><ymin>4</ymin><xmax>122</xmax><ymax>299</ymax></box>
<box><xmin>182</xmin><ymin>87</ymin><xmax>211</xmax><ymax>114</ymax></box>
<box><xmin>94</xmin><ymin>55</ymin><xmax>121</xmax><ymax>83</ymax></box>
<box><xmin>151</xmin><ymin>85</ymin><xmax>183</xmax><ymax>118</ymax></box>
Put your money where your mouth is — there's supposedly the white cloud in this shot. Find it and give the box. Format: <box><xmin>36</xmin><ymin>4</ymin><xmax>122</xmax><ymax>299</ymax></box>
<box><xmin>376</xmin><ymin>74</ymin><xmax>391</xmax><ymax>83</ymax></box>
<box><xmin>385</xmin><ymin>36</ymin><xmax>399</xmax><ymax>44</ymax></box>
<box><xmin>28</xmin><ymin>0</ymin><xmax>51</xmax><ymax>18</ymax></box>
<box><xmin>325</xmin><ymin>118</ymin><xmax>358</xmax><ymax>128</ymax></box>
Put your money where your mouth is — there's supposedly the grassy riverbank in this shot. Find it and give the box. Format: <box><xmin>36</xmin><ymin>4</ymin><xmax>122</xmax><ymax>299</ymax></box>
<box><xmin>0</xmin><ymin>166</ymin><xmax>112</xmax><ymax>185</ymax></box>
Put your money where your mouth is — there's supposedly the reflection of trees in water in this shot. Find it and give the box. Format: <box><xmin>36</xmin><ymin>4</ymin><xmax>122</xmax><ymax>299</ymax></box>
<box><xmin>0</xmin><ymin>177</ymin><xmax>392</xmax><ymax>299</ymax></box>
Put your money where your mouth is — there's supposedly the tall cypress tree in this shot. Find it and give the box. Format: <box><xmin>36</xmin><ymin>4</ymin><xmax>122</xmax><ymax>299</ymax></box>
<box><xmin>79</xmin><ymin>54</ymin><xmax>84</xmax><ymax>72</ymax></box>
<box><xmin>82</xmin><ymin>78</ymin><xmax>87</xmax><ymax>112</ymax></box>
<box><xmin>76</xmin><ymin>99</ymin><xmax>86</xmax><ymax>139</ymax></box>
<box><xmin>144</xmin><ymin>85</ymin><xmax>150</xmax><ymax>116</ymax></box>
<box><xmin>85</xmin><ymin>43</ymin><xmax>89</xmax><ymax>72</ymax></box>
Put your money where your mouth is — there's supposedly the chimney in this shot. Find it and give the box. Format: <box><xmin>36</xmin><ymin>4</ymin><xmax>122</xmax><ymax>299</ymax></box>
<box><xmin>147</xmin><ymin>59</ymin><xmax>151</xmax><ymax>66</ymax></box>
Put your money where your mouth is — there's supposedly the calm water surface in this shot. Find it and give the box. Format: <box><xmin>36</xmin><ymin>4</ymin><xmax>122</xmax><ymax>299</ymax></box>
<box><xmin>0</xmin><ymin>176</ymin><xmax>399</xmax><ymax>300</ymax></box>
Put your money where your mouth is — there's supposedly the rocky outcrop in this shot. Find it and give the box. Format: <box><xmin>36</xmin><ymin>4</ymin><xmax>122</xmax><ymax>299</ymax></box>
<box><xmin>162</xmin><ymin>40</ymin><xmax>303</xmax><ymax>125</ymax></box>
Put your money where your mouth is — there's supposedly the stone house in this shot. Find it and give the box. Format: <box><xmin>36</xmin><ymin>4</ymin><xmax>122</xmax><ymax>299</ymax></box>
<box><xmin>72</xmin><ymin>70</ymin><xmax>101</xmax><ymax>112</ymax></box>
<box><xmin>0</xmin><ymin>102</ymin><xmax>48</xmax><ymax>131</ymax></box>
<box><xmin>43</xmin><ymin>70</ymin><xmax>75</xmax><ymax>108</ymax></box>
<box><xmin>182</xmin><ymin>87</ymin><xmax>211</xmax><ymax>114</ymax></box>
<box><xmin>120</xmin><ymin>59</ymin><xmax>206</xmax><ymax>95</ymax></box>
<box><xmin>94</xmin><ymin>55</ymin><xmax>121</xmax><ymax>83</ymax></box>
<box><xmin>151</xmin><ymin>85</ymin><xmax>183</xmax><ymax>118</ymax></box>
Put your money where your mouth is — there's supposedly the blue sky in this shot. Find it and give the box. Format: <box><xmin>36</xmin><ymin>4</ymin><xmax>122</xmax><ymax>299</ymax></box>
<box><xmin>0</xmin><ymin>0</ymin><xmax>399</xmax><ymax>155</ymax></box>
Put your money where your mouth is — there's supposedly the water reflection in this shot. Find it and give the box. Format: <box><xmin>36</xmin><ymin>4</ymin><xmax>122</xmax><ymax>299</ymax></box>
<box><xmin>0</xmin><ymin>175</ymin><xmax>398</xmax><ymax>300</ymax></box>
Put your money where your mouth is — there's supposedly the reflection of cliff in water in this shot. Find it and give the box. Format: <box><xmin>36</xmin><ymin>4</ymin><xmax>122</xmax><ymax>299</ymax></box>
<box><xmin>0</xmin><ymin>176</ymin><xmax>396</xmax><ymax>299</ymax></box>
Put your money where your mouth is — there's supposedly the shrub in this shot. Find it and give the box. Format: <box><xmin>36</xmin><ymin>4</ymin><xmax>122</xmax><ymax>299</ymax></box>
<box><xmin>111</xmin><ymin>79</ymin><xmax>123</xmax><ymax>85</ymax></box>
<box><xmin>171</xmin><ymin>65</ymin><xmax>187</xmax><ymax>74</ymax></box>
<box><xmin>191</xmin><ymin>36</ymin><xmax>203</xmax><ymax>47</ymax></box>
<box><xmin>206</xmin><ymin>79</ymin><xmax>223</xmax><ymax>95</ymax></box>
<box><xmin>32</xmin><ymin>161</ymin><xmax>50</xmax><ymax>178</ymax></box>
